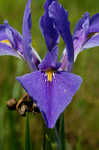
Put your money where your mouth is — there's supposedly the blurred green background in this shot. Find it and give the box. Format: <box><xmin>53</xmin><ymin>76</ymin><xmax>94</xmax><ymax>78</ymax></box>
<box><xmin>0</xmin><ymin>0</ymin><xmax>99</xmax><ymax>150</ymax></box>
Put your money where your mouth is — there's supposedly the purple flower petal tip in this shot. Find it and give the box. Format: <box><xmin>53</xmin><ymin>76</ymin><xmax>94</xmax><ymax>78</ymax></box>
<box><xmin>44</xmin><ymin>0</ymin><xmax>56</xmax><ymax>10</ymax></box>
<box><xmin>74</xmin><ymin>12</ymin><xmax>90</xmax><ymax>35</ymax></box>
<box><xmin>90</xmin><ymin>13</ymin><xmax>99</xmax><ymax>28</ymax></box>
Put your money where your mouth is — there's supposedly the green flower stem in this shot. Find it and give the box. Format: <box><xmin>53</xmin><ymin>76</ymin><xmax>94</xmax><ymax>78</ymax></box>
<box><xmin>42</xmin><ymin>113</ymin><xmax>65</xmax><ymax>150</ymax></box>
<box><xmin>43</xmin><ymin>131</ymin><xmax>46</xmax><ymax>150</ymax></box>
<box><xmin>60</xmin><ymin>114</ymin><xmax>65</xmax><ymax>150</ymax></box>
<box><xmin>56</xmin><ymin>113</ymin><xmax>65</xmax><ymax>150</ymax></box>
<box><xmin>25</xmin><ymin>112</ymin><xmax>31</xmax><ymax>150</ymax></box>
<box><xmin>42</xmin><ymin>125</ymin><xmax>53</xmax><ymax>150</ymax></box>
<box><xmin>55</xmin><ymin>127</ymin><xmax>62</xmax><ymax>150</ymax></box>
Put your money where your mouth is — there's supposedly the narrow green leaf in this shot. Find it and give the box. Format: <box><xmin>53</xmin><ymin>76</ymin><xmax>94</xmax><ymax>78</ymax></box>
<box><xmin>60</xmin><ymin>113</ymin><xmax>65</xmax><ymax>150</ymax></box>
<box><xmin>42</xmin><ymin>124</ymin><xmax>53</xmax><ymax>150</ymax></box>
<box><xmin>25</xmin><ymin>112</ymin><xmax>31</xmax><ymax>150</ymax></box>
<box><xmin>55</xmin><ymin>113</ymin><xmax>65</xmax><ymax>150</ymax></box>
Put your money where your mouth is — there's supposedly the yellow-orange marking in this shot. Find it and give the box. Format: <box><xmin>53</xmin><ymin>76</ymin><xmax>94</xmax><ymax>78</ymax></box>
<box><xmin>45</xmin><ymin>70</ymin><xmax>54</xmax><ymax>82</ymax></box>
<box><xmin>0</xmin><ymin>40</ymin><xmax>12</xmax><ymax>47</ymax></box>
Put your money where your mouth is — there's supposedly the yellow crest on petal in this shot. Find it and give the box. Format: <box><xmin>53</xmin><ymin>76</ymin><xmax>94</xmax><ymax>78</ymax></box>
<box><xmin>0</xmin><ymin>40</ymin><xmax>12</xmax><ymax>47</ymax></box>
<box><xmin>45</xmin><ymin>70</ymin><xmax>54</xmax><ymax>82</ymax></box>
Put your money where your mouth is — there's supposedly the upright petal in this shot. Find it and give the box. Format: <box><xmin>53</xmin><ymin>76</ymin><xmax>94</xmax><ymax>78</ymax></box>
<box><xmin>0</xmin><ymin>21</ymin><xmax>24</xmax><ymax>59</ymax></box>
<box><xmin>49</xmin><ymin>1</ymin><xmax>74</xmax><ymax>72</ymax></box>
<box><xmin>17</xmin><ymin>71</ymin><xmax>82</xmax><ymax>128</ymax></box>
<box><xmin>40</xmin><ymin>0</ymin><xmax>59</xmax><ymax>51</ymax></box>
<box><xmin>40</xmin><ymin>13</ymin><xmax>59</xmax><ymax>51</ymax></box>
<box><xmin>23</xmin><ymin>0</ymin><xmax>41</xmax><ymax>71</ymax></box>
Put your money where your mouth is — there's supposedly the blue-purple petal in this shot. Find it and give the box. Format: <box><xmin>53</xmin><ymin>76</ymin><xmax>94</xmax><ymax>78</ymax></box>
<box><xmin>40</xmin><ymin>11</ymin><xmax>59</xmax><ymax>51</ymax></box>
<box><xmin>90</xmin><ymin>13</ymin><xmax>99</xmax><ymax>28</ymax></box>
<box><xmin>16</xmin><ymin>71</ymin><xmax>82</xmax><ymax>128</ymax></box>
<box><xmin>23</xmin><ymin>0</ymin><xmax>41</xmax><ymax>71</ymax></box>
<box><xmin>83</xmin><ymin>14</ymin><xmax>99</xmax><ymax>50</ymax></box>
<box><xmin>86</xmin><ymin>14</ymin><xmax>99</xmax><ymax>36</ymax></box>
<box><xmin>73</xmin><ymin>13</ymin><xmax>99</xmax><ymax>61</ymax></box>
<box><xmin>5</xmin><ymin>22</ymin><xmax>24</xmax><ymax>56</ymax></box>
<box><xmin>0</xmin><ymin>22</ymin><xmax>24</xmax><ymax>58</ymax></box>
<box><xmin>0</xmin><ymin>43</ymin><xmax>20</xmax><ymax>57</ymax></box>
<box><xmin>39</xmin><ymin>46</ymin><xmax>59</xmax><ymax>71</ymax></box>
<box><xmin>44</xmin><ymin>0</ymin><xmax>57</xmax><ymax>10</ymax></box>
<box><xmin>49</xmin><ymin>1</ymin><xmax>74</xmax><ymax>72</ymax></box>
<box><xmin>73</xmin><ymin>12</ymin><xmax>90</xmax><ymax>35</ymax></box>
<box><xmin>83</xmin><ymin>33</ymin><xmax>99</xmax><ymax>49</ymax></box>
<box><xmin>58</xmin><ymin>48</ymin><xmax>67</xmax><ymax>71</ymax></box>
<box><xmin>73</xmin><ymin>13</ymin><xmax>90</xmax><ymax>60</ymax></box>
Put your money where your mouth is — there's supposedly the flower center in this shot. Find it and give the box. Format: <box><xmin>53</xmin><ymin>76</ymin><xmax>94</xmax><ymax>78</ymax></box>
<box><xmin>0</xmin><ymin>39</ymin><xmax>12</xmax><ymax>47</ymax></box>
<box><xmin>45</xmin><ymin>70</ymin><xmax>54</xmax><ymax>82</ymax></box>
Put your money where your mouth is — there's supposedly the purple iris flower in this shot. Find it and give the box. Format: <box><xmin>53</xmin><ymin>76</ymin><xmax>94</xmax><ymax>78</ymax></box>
<box><xmin>0</xmin><ymin>0</ymin><xmax>99</xmax><ymax>128</ymax></box>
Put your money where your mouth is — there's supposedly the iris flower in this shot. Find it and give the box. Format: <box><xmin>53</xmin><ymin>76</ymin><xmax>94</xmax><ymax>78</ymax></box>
<box><xmin>0</xmin><ymin>0</ymin><xmax>99</xmax><ymax>128</ymax></box>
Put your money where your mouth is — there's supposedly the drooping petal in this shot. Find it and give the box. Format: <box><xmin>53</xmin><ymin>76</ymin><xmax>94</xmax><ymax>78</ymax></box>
<box><xmin>16</xmin><ymin>71</ymin><xmax>82</xmax><ymax>128</ymax></box>
<box><xmin>0</xmin><ymin>21</ymin><xmax>24</xmax><ymax>58</ymax></box>
<box><xmin>0</xmin><ymin>43</ymin><xmax>19</xmax><ymax>57</ymax></box>
<box><xmin>39</xmin><ymin>45</ymin><xmax>59</xmax><ymax>71</ymax></box>
<box><xmin>23</xmin><ymin>0</ymin><xmax>41</xmax><ymax>71</ymax></box>
<box><xmin>73</xmin><ymin>13</ymin><xmax>90</xmax><ymax>61</ymax></box>
<box><xmin>73</xmin><ymin>13</ymin><xmax>99</xmax><ymax>61</ymax></box>
<box><xmin>49</xmin><ymin>1</ymin><xmax>74</xmax><ymax>72</ymax></box>
<box><xmin>82</xmin><ymin>14</ymin><xmax>99</xmax><ymax>49</ymax></box>
<box><xmin>73</xmin><ymin>12</ymin><xmax>90</xmax><ymax>35</ymax></box>
<box><xmin>90</xmin><ymin>13</ymin><xmax>99</xmax><ymax>30</ymax></box>
<box><xmin>82</xmin><ymin>33</ymin><xmax>99</xmax><ymax>49</ymax></box>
